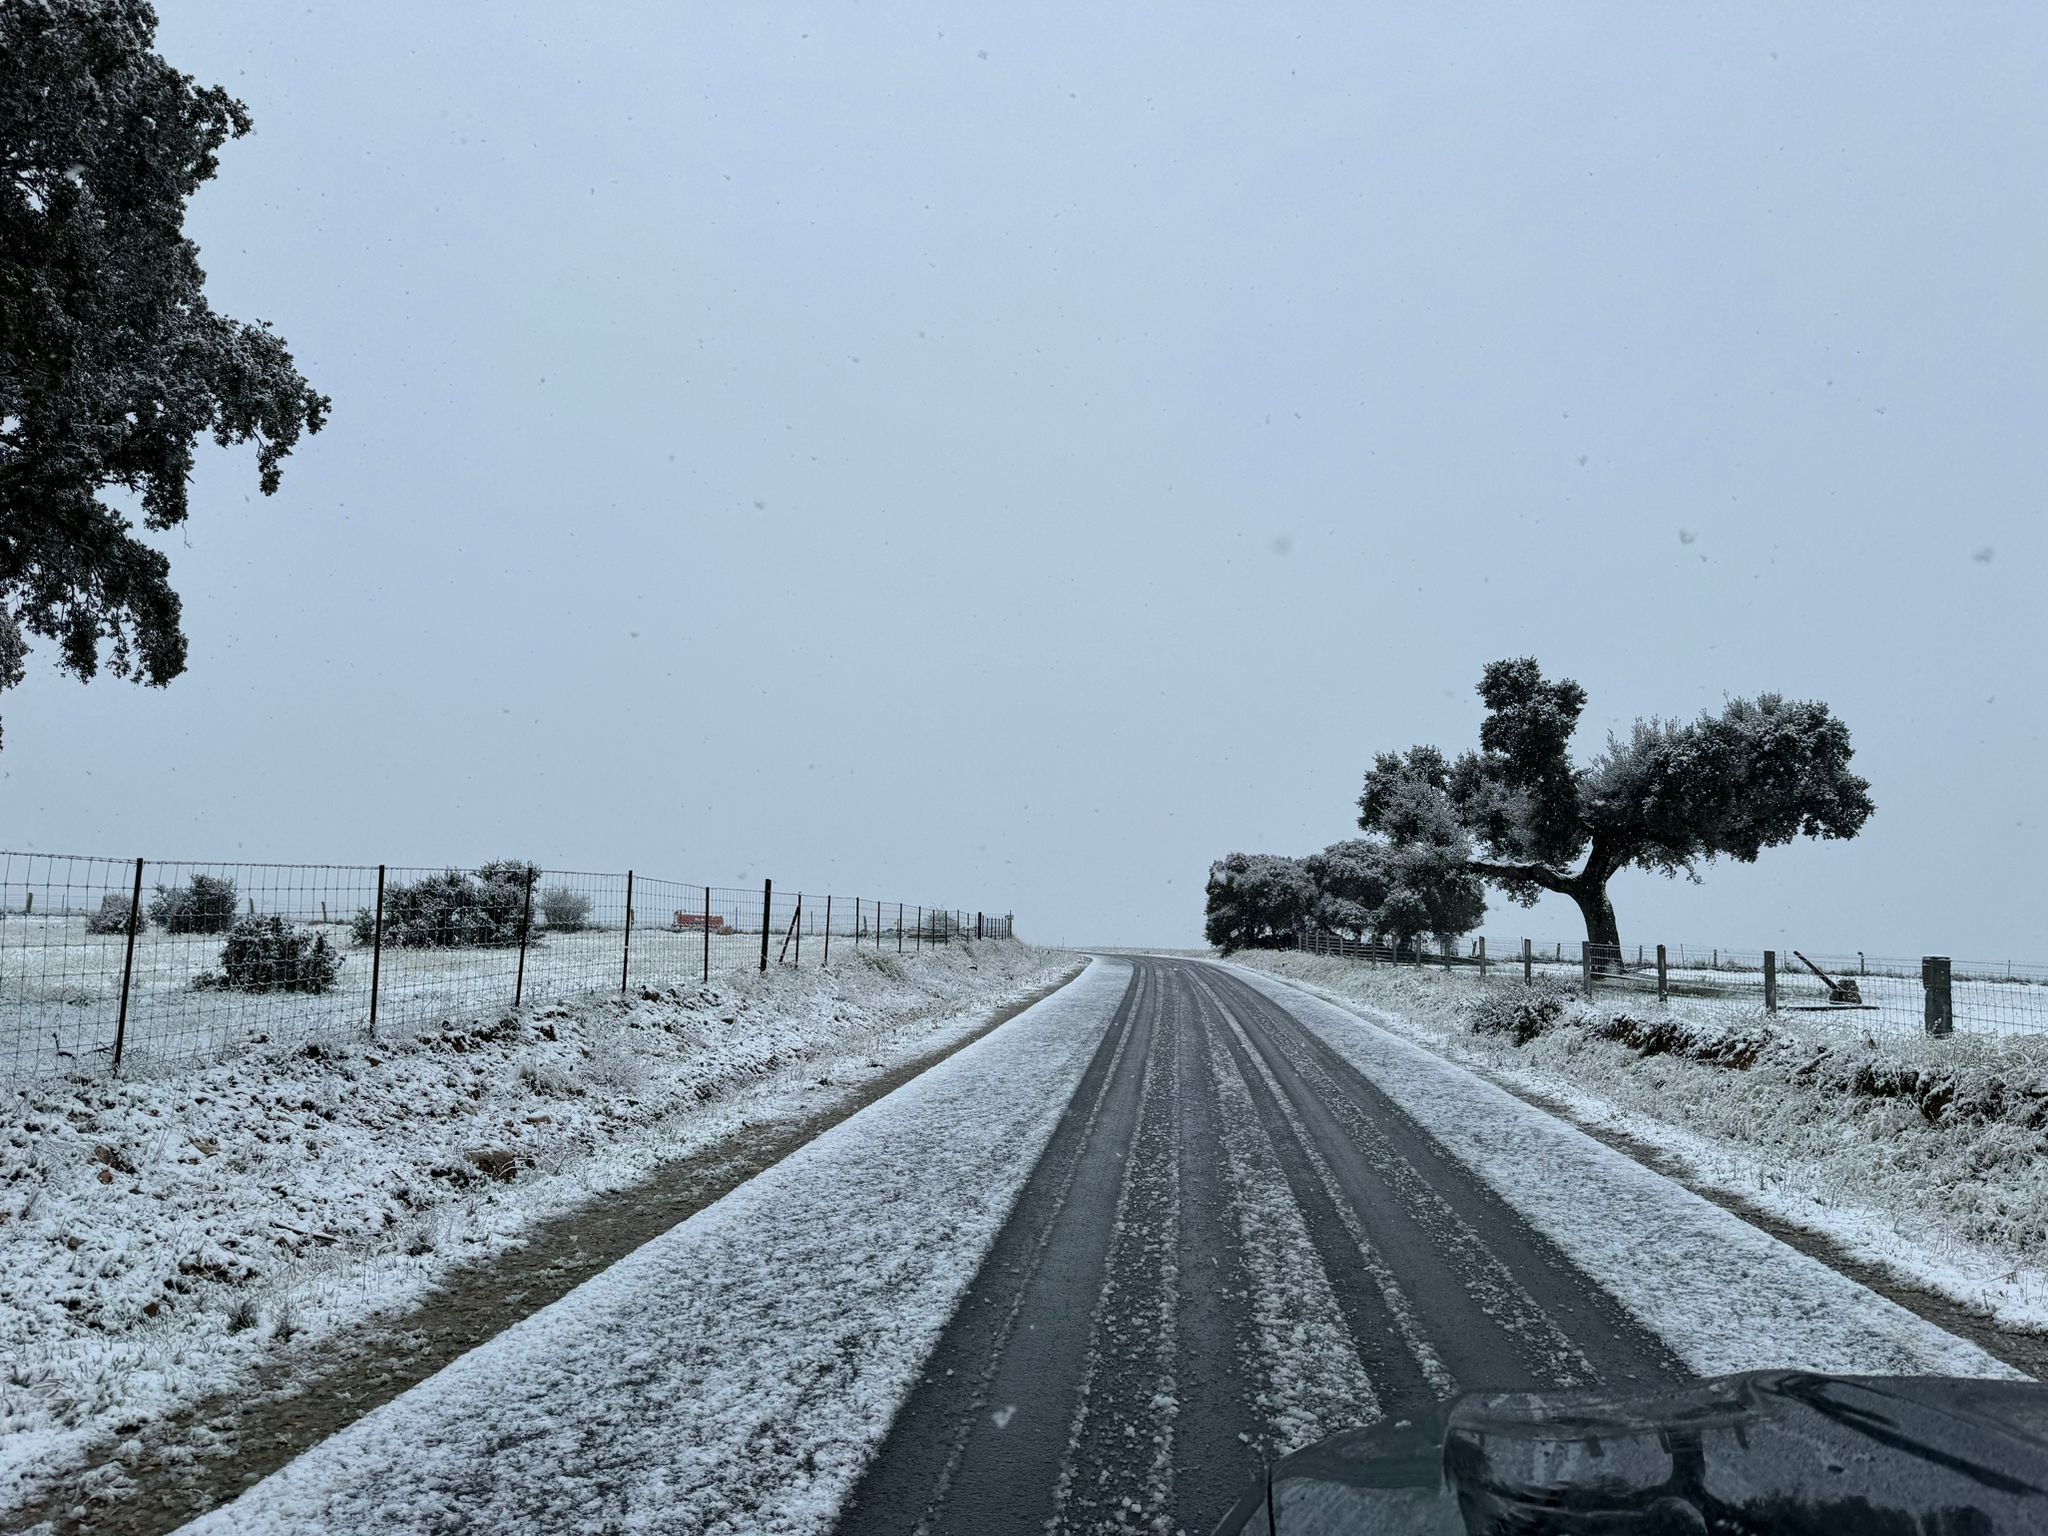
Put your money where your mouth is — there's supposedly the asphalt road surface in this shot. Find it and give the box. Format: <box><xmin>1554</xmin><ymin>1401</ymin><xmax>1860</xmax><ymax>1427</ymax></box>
<box><xmin>835</xmin><ymin>955</ymin><xmax>1687</xmax><ymax>1536</ymax></box>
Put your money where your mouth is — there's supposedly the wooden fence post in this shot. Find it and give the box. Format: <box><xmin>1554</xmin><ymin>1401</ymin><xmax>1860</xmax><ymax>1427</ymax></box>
<box><xmin>1923</xmin><ymin>956</ymin><xmax>1953</xmax><ymax>1037</ymax></box>
<box><xmin>1522</xmin><ymin>937</ymin><xmax>1532</xmax><ymax>983</ymax></box>
<box><xmin>1580</xmin><ymin>941</ymin><xmax>1593</xmax><ymax>993</ymax></box>
<box><xmin>1656</xmin><ymin>943</ymin><xmax>1668</xmax><ymax>1004</ymax></box>
<box><xmin>1763</xmin><ymin>949</ymin><xmax>1778</xmax><ymax>1016</ymax></box>
<box><xmin>1477</xmin><ymin>936</ymin><xmax>1488</xmax><ymax>980</ymax></box>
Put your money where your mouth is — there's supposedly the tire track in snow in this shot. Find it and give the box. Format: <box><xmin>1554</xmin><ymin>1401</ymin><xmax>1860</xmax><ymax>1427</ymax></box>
<box><xmin>1048</xmin><ymin>971</ymin><xmax>1180</xmax><ymax>1535</ymax></box>
<box><xmin>1206</xmin><ymin>965</ymin><xmax>1682</xmax><ymax>1397</ymax></box>
<box><xmin>1197</xmin><ymin>979</ymin><xmax>1384</xmax><ymax>1455</ymax></box>
<box><xmin>1163</xmin><ymin>969</ymin><xmax>1264</xmax><ymax>1521</ymax></box>
<box><xmin>1203</xmin><ymin>971</ymin><xmax>1611</xmax><ymax>1398</ymax></box>
<box><xmin>1195</xmin><ymin>974</ymin><xmax>1457</xmax><ymax>1402</ymax></box>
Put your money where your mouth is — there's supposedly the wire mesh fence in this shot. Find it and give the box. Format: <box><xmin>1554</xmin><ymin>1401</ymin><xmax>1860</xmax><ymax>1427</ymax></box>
<box><xmin>0</xmin><ymin>851</ymin><xmax>1016</xmax><ymax>1081</ymax></box>
<box><xmin>1292</xmin><ymin>926</ymin><xmax>2048</xmax><ymax>1038</ymax></box>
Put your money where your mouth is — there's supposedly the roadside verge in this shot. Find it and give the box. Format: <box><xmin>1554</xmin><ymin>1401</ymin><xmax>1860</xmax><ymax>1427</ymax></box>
<box><xmin>169</xmin><ymin>957</ymin><xmax>1128</xmax><ymax>1536</ymax></box>
<box><xmin>3</xmin><ymin>942</ymin><xmax>1081</xmax><ymax>1533</ymax></box>
<box><xmin>1213</xmin><ymin>958</ymin><xmax>2026</xmax><ymax>1382</ymax></box>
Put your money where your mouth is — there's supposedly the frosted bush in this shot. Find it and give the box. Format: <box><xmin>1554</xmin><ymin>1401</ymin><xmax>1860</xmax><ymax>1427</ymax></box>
<box><xmin>540</xmin><ymin>886</ymin><xmax>592</xmax><ymax>933</ymax></box>
<box><xmin>1466</xmin><ymin>979</ymin><xmax>1577</xmax><ymax>1045</ymax></box>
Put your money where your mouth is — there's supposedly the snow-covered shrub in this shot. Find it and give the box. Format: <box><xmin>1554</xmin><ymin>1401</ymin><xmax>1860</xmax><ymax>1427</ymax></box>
<box><xmin>581</xmin><ymin>1035</ymin><xmax>645</xmax><ymax>1096</ymax></box>
<box><xmin>540</xmin><ymin>885</ymin><xmax>591</xmax><ymax>933</ymax></box>
<box><xmin>195</xmin><ymin>916</ymin><xmax>341</xmax><ymax>994</ymax></box>
<box><xmin>1466</xmin><ymin>978</ymin><xmax>1577</xmax><ymax>1045</ymax></box>
<box><xmin>845</xmin><ymin>945</ymin><xmax>907</xmax><ymax>982</ymax></box>
<box><xmin>519</xmin><ymin>1060</ymin><xmax>581</xmax><ymax>1097</ymax></box>
<box><xmin>85</xmin><ymin>891</ymin><xmax>139</xmax><ymax>935</ymax></box>
<box><xmin>354</xmin><ymin>861</ymin><xmax>536</xmax><ymax>948</ymax></box>
<box><xmin>148</xmin><ymin>873</ymin><xmax>238</xmax><ymax>934</ymax></box>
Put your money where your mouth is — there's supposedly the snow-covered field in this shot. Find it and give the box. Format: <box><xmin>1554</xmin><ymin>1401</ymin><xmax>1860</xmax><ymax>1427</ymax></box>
<box><xmin>0</xmin><ymin>939</ymin><xmax>1076</xmax><ymax>1524</ymax></box>
<box><xmin>169</xmin><ymin>958</ymin><xmax>1127</xmax><ymax>1536</ymax></box>
<box><xmin>1223</xmin><ymin>951</ymin><xmax>2048</xmax><ymax>1340</ymax></box>
<box><xmin>1</xmin><ymin>912</ymin><xmax>865</xmax><ymax>1078</ymax></box>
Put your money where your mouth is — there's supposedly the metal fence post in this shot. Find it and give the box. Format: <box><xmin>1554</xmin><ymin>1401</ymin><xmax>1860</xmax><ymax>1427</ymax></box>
<box><xmin>1763</xmin><ymin>949</ymin><xmax>1778</xmax><ymax>1016</ymax></box>
<box><xmin>760</xmin><ymin>879</ymin><xmax>772</xmax><ymax>973</ymax></box>
<box><xmin>915</xmin><ymin>906</ymin><xmax>922</xmax><ymax>952</ymax></box>
<box><xmin>514</xmin><ymin>865</ymin><xmax>535</xmax><ymax>1008</ymax></box>
<box><xmin>702</xmin><ymin>885</ymin><xmax>711</xmax><ymax>983</ymax></box>
<box><xmin>369</xmin><ymin>864</ymin><xmax>385</xmax><ymax>1037</ymax></box>
<box><xmin>823</xmin><ymin>894</ymin><xmax>832</xmax><ymax>967</ymax></box>
<box><xmin>977</xmin><ymin>910</ymin><xmax>984</xmax><ymax>941</ymax></box>
<box><xmin>112</xmin><ymin>857</ymin><xmax>144</xmax><ymax>1073</ymax></box>
<box><xmin>794</xmin><ymin>894</ymin><xmax>802</xmax><ymax>966</ymax></box>
<box><xmin>1521</xmin><ymin>937</ymin><xmax>1532</xmax><ymax>983</ymax></box>
<box><xmin>1656</xmin><ymin>943</ymin><xmax>1668</xmax><ymax>1004</ymax></box>
<box><xmin>897</xmin><ymin>902</ymin><xmax>903</xmax><ymax>954</ymax></box>
<box><xmin>1580</xmin><ymin>941</ymin><xmax>1593</xmax><ymax>993</ymax></box>
<box><xmin>620</xmin><ymin>869</ymin><xmax>635</xmax><ymax>993</ymax></box>
<box><xmin>1923</xmin><ymin>956</ymin><xmax>1953</xmax><ymax>1037</ymax></box>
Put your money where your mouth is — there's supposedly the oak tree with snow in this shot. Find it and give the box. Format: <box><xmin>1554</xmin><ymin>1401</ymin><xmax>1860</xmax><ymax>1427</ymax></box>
<box><xmin>1358</xmin><ymin>658</ymin><xmax>1874</xmax><ymax>958</ymax></box>
<box><xmin>1304</xmin><ymin>835</ymin><xmax>1485</xmax><ymax>954</ymax></box>
<box><xmin>0</xmin><ymin>0</ymin><xmax>329</xmax><ymax>745</ymax></box>
<box><xmin>1203</xmin><ymin>852</ymin><xmax>1314</xmax><ymax>954</ymax></box>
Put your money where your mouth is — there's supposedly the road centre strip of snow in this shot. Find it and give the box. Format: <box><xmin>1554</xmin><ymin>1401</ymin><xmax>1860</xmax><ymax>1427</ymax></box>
<box><xmin>1218</xmin><ymin>962</ymin><xmax>2021</xmax><ymax>1382</ymax></box>
<box><xmin>170</xmin><ymin>957</ymin><xmax>1126</xmax><ymax>1536</ymax></box>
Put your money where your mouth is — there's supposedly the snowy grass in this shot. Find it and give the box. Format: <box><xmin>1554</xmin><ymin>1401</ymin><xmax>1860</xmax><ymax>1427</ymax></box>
<box><xmin>0</xmin><ymin>939</ymin><xmax>1076</xmax><ymax>1521</ymax></box>
<box><xmin>1222</xmin><ymin>951</ymin><xmax>2048</xmax><ymax>1341</ymax></box>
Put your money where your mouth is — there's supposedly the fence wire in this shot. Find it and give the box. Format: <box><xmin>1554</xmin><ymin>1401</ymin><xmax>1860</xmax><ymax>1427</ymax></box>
<box><xmin>0</xmin><ymin>851</ymin><xmax>1015</xmax><ymax>1080</ymax></box>
<box><xmin>1293</xmin><ymin>927</ymin><xmax>2048</xmax><ymax>1038</ymax></box>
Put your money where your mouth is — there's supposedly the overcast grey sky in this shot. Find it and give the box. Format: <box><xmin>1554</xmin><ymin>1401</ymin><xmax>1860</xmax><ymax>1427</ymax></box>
<box><xmin>8</xmin><ymin>3</ymin><xmax>2047</xmax><ymax>954</ymax></box>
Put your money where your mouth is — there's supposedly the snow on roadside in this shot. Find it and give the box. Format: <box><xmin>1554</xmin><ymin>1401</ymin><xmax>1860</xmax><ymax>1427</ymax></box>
<box><xmin>1218</xmin><ymin>960</ymin><xmax>2024</xmax><ymax>1381</ymax></box>
<box><xmin>172</xmin><ymin>957</ymin><xmax>1128</xmax><ymax>1536</ymax></box>
<box><xmin>1223</xmin><ymin>953</ymin><xmax>2048</xmax><ymax>1341</ymax></box>
<box><xmin>0</xmin><ymin>941</ymin><xmax>1077</xmax><ymax>1522</ymax></box>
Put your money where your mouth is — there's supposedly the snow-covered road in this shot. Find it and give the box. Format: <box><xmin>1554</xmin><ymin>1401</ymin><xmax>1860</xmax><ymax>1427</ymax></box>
<box><xmin>176</xmin><ymin>956</ymin><xmax>2015</xmax><ymax>1536</ymax></box>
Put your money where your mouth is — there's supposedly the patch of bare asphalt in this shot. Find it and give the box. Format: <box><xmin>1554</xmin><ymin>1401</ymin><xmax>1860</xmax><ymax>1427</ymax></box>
<box><xmin>16</xmin><ymin>964</ymin><xmax>1085</xmax><ymax>1536</ymax></box>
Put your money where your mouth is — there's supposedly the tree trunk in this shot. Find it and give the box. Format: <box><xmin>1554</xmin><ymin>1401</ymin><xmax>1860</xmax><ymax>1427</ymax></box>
<box><xmin>1567</xmin><ymin>880</ymin><xmax>1624</xmax><ymax>971</ymax></box>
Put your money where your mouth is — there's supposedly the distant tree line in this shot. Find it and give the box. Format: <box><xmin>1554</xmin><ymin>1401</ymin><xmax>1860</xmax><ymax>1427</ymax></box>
<box><xmin>1206</xmin><ymin>658</ymin><xmax>1874</xmax><ymax>959</ymax></box>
